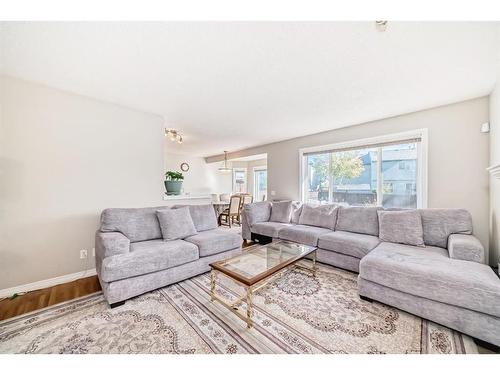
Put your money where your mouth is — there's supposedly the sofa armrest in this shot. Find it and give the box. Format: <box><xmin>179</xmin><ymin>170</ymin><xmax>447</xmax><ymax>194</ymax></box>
<box><xmin>95</xmin><ymin>231</ymin><xmax>130</xmax><ymax>260</ymax></box>
<box><xmin>448</xmin><ymin>234</ymin><xmax>485</xmax><ymax>264</ymax></box>
<box><xmin>241</xmin><ymin>209</ymin><xmax>252</xmax><ymax>241</ymax></box>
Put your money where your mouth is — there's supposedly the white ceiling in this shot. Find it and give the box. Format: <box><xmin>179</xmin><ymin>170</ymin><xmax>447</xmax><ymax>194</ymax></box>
<box><xmin>1</xmin><ymin>22</ymin><xmax>498</xmax><ymax>157</ymax></box>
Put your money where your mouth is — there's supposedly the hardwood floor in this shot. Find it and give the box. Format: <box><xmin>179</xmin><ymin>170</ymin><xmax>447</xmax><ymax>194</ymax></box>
<box><xmin>0</xmin><ymin>275</ymin><xmax>101</xmax><ymax>321</ymax></box>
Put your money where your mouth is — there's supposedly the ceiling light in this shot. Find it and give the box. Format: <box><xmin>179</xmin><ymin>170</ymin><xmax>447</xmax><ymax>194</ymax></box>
<box><xmin>218</xmin><ymin>151</ymin><xmax>232</xmax><ymax>173</ymax></box>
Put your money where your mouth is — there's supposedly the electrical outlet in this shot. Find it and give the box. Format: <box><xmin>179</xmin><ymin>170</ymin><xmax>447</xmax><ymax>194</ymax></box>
<box><xmin>80</xmin><ymin>249</ymin><xmax>88</xmax><ymax>259</ymax></box>
<box><xmin>92</xmin><ymin>248</ymin><xmax>95</xmax><ymax>257</ymax></box>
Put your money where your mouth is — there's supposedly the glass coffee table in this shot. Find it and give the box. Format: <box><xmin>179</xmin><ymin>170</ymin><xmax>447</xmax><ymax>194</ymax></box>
<box><xmin>209</xmin><ymin>240</ymin><xmax>317</xmax><ymax>328</ymax></box>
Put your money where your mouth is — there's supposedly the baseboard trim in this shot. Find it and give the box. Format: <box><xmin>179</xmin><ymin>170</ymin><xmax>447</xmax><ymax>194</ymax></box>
<box><xmin>0</xmin><ymin>268</ymin><xmax>97</xmax><ymax>298</ymax></box>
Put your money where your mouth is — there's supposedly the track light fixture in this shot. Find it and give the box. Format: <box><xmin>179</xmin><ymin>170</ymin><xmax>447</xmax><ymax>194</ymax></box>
<box><xmin>165</xmin><ymin>129</ymin><xmax>183</xmax><ymax>144</ymax></box>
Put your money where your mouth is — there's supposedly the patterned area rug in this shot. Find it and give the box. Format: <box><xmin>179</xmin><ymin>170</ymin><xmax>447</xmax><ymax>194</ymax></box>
<box><xmin>0</xmin><ymin>261</ymin><xmax>477</xmax><ymax>354</ymax></box>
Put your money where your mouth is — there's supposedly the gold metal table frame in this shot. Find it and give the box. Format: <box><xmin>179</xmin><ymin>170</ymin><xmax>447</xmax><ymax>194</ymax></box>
<box><xmin>209</xmin><ymin>245</ymin><xmax>317</xmax><ymax>329</ymax></box>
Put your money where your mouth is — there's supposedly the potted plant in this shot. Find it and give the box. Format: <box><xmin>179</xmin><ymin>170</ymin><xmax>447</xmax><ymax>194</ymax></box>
<box><xmin>164</xmin><ymin>171</ymin><xmax>184</xmax><ymax>195</ymax></box>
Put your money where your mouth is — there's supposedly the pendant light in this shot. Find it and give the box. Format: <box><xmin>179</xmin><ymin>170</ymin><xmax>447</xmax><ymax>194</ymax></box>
<box><xmin>218</xmin><ymin>151</ymin><xmax>232</xmax><ymax>173</ymax></box>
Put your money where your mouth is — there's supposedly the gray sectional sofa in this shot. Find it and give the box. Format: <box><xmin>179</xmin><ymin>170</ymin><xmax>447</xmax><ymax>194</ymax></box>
<box><xmin>95</xmin><ymin>204</ymin><xmax>242</xmax><ymax>307</ymax></box>
<box><xmin>241</xmin><ymin>201</ymin><xmax>500</xmax><ymax>347</ymax></box>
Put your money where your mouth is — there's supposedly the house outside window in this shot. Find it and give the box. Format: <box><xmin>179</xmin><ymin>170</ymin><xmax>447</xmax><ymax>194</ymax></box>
<box><xmin>300</xmin><ymin>130</ymin><xmax>427</xmax><ymax>209</ymax></box>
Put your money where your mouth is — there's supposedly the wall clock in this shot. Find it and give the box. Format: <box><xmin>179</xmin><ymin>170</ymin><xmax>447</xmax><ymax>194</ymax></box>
<box><xmin>180</xmin><ymin>162</ymin><xmax>190</xmax><ymax>172</ymax></box>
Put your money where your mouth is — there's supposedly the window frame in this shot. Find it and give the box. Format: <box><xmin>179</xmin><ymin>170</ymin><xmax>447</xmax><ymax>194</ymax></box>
<box><xmin>232</xmin><ymin>167</ymin><xmax>248</xmax><ymax>193</ymax></box>
<box><xmin>298</xmin><ymin>129</ymin><xmax>428</xmax><ymax>208</ymax></box>
<box><xmin>253</xmin><ymin>166</ymin><xmax>267</xmax><ymax>201</ymax></box>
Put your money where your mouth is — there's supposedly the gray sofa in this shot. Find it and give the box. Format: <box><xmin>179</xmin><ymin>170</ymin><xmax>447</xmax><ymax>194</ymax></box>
<box><xmin>242</xmin><ymin>201</ymin><xmax>500</xmax><ymax>347</ymax></box>
<box><xmin>95</xmin><ymin>204</ymin><xmax>242</xmax><ymax>307</ymax></box>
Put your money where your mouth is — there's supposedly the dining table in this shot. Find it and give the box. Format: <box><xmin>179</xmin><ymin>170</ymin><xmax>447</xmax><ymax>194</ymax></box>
<box><xmin>212</xmin><ymin>201</ymin><xmax>230</xmax><ymax>218</ymax></box>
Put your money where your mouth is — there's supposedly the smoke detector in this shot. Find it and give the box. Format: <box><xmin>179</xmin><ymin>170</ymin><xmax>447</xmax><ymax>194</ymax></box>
<box><xmin>375</xmin><ymin>21</ymin><xmax>388</xmax><ymax>32</ymax></box>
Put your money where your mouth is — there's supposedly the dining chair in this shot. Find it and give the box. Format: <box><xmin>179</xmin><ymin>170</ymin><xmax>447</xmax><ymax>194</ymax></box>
<box><xmin>218</xmin><ymin>195</ymin><xmax>242</xmax><ymax>228</ymax></box>
<box><xmin>237</xmin><ymin>194</ymin><xmax>253</xmax><ymax>224</ymax></box>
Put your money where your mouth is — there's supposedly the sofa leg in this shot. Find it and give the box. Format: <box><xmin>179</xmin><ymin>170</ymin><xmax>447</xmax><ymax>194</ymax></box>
<box><xmin>110</xmin><ymin>301</ymin><xmax>125</xmax><ymax>309</ymax></box>
<box><xmin>474</xmin><ymin>338</ymin><xmax>500</xmax><ymax>353</ymax></box>
<box><xmin>359</xmin><ymin>295</ymin><xmax>373</xmax><ymax>303</ymax></box>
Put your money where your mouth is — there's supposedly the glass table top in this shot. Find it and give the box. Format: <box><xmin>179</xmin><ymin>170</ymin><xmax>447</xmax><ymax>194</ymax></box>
<box><xmin>210</xmin><ymin>241</ymin><xmax>316</xmax><ymax>286</ymax></box>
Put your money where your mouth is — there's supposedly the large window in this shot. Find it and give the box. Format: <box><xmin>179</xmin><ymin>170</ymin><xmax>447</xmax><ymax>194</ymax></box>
<box><xmin>300</xmin><ymin>131</ymin><xmax>426</xmax><ymax>209</ymax></box>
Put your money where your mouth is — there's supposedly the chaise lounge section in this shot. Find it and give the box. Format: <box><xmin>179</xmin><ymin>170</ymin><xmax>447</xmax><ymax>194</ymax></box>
<box><xmin>241</xmin><ymin>201</ymin><xmax>500</xmax><ymax>347</ymax></box>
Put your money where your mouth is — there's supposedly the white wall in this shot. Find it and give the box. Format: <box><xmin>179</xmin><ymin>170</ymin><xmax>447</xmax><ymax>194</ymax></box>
<box><xmin>207</xmin><ymin>98</ymin><xmax>491</xmax><ymax>261</ymax></box>
<box><xmin>0</xmin><ymin>76</ymin><xmax>166</xmax><ymax>289</ymax></box>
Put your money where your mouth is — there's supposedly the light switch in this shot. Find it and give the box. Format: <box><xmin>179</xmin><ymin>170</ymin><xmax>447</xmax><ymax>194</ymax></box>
<box><xmin>271</xmin><ymin>191</ymin><xmax>276</xmax><ymax>196</ymax></box>
<box><xmin>481</xmin><ymin>122</ymin><xmax>490</xmax><ymax>133</ymax></box>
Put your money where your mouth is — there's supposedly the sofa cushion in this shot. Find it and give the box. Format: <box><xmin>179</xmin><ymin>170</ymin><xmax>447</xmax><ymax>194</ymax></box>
<box><xmin>185</xmin><ymin>229</ymin><xmax>242</xmax><ymax>257</ymax></box>
<box><xmin>100</xmin><ymin>206</ymin><xmax>168</xmax><ymax>242</ymax></box>
<box><xmin>291</xmin><ymin>201</ymin><xmax>303</xmax><ymax>224</ymax></box>
<box><xmin>101</xmin><ymin>239</ymin><xmax>199</xmax><ymax>282</ymax></box>
<box><xmin>173</xmin><ymin>204</ymin><xmax>218</xmax><ymax>232</ymax></box>
<box><xmin>359</xmin><ymin>242</ymin><xmax>500</xmax><ymax>317</ymax></box>
<box><xmin>157</xmin><ymin>207</ymin><xmax>197</xmax><ymax>240</ymax></box>
<box><xmin>252</xmin><ymin>222</ymin><xmax>293</xmax><ymax>238</ymax></box>
<box><xmin>318</xmin><ymin>230</ymin><xmax>380</xmax><ymax>259</ymax></box>
<box><xmin>244</xmin><ymin>201</ymin><xmax>272</xmax><ymax>226</ymax></box>
<box><xmin>298</xmin><ymin>204</ymin><xmax>338</xmax><ymax>230</ymax></box>
<box><xmin>278</xmin><ymin>224</ymin><xmax>331</xmax><ymax>246</ymax></box>
<box><xmin>336</xmin><ymin>206</ymin><xmax>382</xmax><ymax>236</ymax></box>
<box><xmin>270</xmin><ymin>201</ymin><xmax>293</xmax><ymax>223</ymax></box>
<box><xmin>418</xmin><ymin>209</ymin><xmax>473</xmax><ymax>248</ymax></box>
<box><xmin>378</xmin><ymin>210</ymin><xmax>425</xmax><ymax>247</ymax></box>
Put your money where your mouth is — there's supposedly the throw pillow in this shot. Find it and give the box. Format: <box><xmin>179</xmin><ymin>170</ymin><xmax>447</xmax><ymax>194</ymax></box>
<box><xmin>336</xmin><ymin>206</ymin><xmax>383</xmax><ymax>236</ymax></box>
<box><xmin>378</xmin><ymin>210</ymin><xmax>425</xmax><ymax>247</ymax></box>
<box><xmin>157</xmin><ymin>207</ymin><xmax>197</xmax><ymax>241</ymax></box>
<box><xmin>270</xmin><ymin>201</ymin><xmax>293</xmax><ymax>223</ymax></box>
<box><xmin>291</xmin><ymin>201</ymin><xmax>303</xmax><ymax>224</ymax></box>
<box><xmin>173</xmin><ymin>204</ymin><xmax>218</xmax><ymax>232</ymax></box>
<box><xmin>298</xmin><ymin>204</ymin><xmax>338</xmax><ymax>230</ymax></box>
<box><xmin>244</xmin><ymin>201</ymin><xmax>272</xmax><ymax>226</ymax></box>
